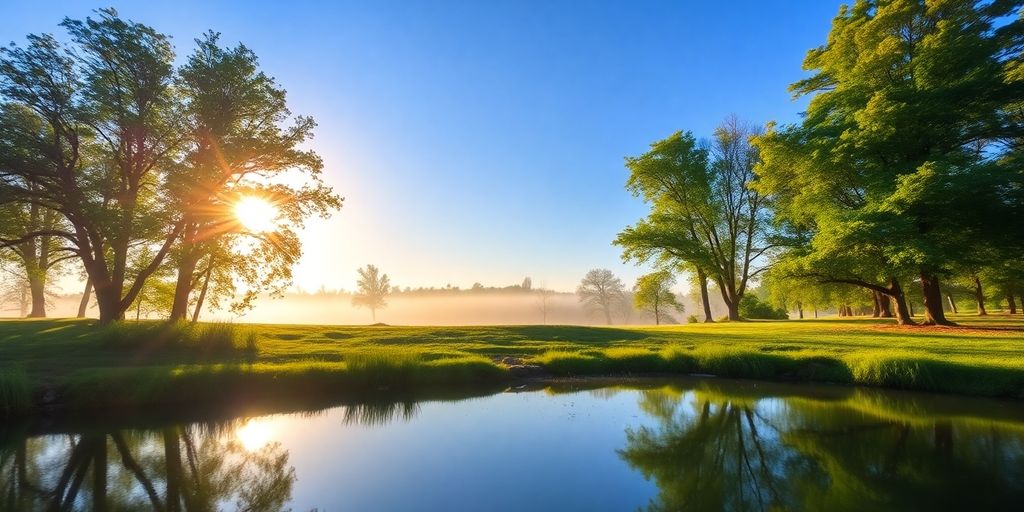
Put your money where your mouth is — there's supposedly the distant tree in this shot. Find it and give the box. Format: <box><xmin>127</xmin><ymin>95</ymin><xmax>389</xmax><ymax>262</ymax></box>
<box><xmin>352</xmin><ymin>264</ymin><xmax>391</xmax><ymax>322</ymax></box>
<box><xmin>634</xmin><ymin>271</ymin><xmax>684</xmax><ymax>325</ymax></box>
<box><xmin>0</xmin><ymin>263</ymin><xmax>30</xmax><ymax>316</ymax></box>
<box><xmin>577</xmin><ymin>269</ymin><xmax>625</xmax><ymax>325</ymax></box>
<box><xmin>521</xmin><ymin>277</ymin><xmax>532</xmax><ymax>290</ymax></box>
<box><xmin>537</xmin><ymin>287</ymin><xmax>553</xmax><ymax>324</ymax></box>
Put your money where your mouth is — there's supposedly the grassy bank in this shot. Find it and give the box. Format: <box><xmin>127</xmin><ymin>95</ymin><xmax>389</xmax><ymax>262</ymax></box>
<box><xmin>1</xmin><ymin>314</ymin><xmax>1023</xmax><ymax>415</ymax></box>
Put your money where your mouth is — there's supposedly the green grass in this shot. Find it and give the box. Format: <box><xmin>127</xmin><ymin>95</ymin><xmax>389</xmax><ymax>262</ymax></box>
<box><xmin>1</xmin><ymin>314</ymin><xmax>1023</xmax><ymax>414</ymax></box>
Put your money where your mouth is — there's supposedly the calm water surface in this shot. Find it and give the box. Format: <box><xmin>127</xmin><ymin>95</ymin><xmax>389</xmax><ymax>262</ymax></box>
<box><xmin>2</xmin><ymin>378</ymin><xmax>1024</xmax><ymax>511</ymax></box>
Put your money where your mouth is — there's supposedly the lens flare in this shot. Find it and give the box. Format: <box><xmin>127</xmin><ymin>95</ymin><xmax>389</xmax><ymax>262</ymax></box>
<box><xmin>234</xmin><ymin>196</ymin><xmax>279</xmax><ymax>233</ymax></box>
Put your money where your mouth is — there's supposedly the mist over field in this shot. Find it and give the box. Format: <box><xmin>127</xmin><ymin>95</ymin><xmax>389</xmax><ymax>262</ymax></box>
<box><xmin>9</xmin><ymin>289</ymin><xmax>732</xmax><ymax>326</ymax></box>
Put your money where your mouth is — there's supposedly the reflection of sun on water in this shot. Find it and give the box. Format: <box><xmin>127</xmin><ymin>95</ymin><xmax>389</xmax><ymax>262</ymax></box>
<box><xmin>236</xmin><ymin>418</ymin><xmax>275</xmax><ymax>451</ymax></box>
<box><xmin>234</xmin><ymin>196</ymin><xmax>279</xmax><ymax>233</ymax></box>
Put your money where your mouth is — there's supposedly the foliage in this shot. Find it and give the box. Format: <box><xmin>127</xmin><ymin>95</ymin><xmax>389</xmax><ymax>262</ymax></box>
<box><xmin>738</xmin><ymin>295</ymin><xmax>789</xmax><ymax>320</ymax></box>
<box><xmin>617</xmin><ymin>117</ymin><xmax>773</xmax><ymax>321</ymax></box>
<box><xmin>752</xmin><ymin>0</ymin><xmax>1024</xmax><ymax>325</ymax></box>
<box><xmin>0</xmin><ymin>9</ymin><xmax>340</xmax><ymax>324</ymax></box>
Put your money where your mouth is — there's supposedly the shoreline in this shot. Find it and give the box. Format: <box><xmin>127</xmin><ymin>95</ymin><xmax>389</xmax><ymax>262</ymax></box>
<box><xmin>6</xmin><ymin>374</ymin><xmax>1024</xmax><ymax>439</ymax></box>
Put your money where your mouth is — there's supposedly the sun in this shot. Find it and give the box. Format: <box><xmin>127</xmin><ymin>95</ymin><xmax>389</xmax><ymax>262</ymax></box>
<box><xmin>234</xmin><ymin>196</ymin><xmax>279</xmax><ymax>233</ymax></box>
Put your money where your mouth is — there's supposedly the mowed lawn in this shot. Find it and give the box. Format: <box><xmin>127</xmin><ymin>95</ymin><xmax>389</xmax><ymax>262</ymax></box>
<box><xmin>1</xmin><ymin>315</ymin><xmax>1023</xmax><ymax>410</ymax></box>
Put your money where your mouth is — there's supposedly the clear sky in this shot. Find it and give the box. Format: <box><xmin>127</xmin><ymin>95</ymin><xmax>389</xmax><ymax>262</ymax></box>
<box><xmin>3</xmin><ymin>1</ymin><xmax>842</xmax><ymax>293</ymax></box>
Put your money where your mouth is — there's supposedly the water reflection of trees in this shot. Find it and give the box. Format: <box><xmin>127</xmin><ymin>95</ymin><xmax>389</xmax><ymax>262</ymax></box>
<box><xmin>341</xmin><ymin>400</ymin><xmax>420</xmax><ymax>426</ymax></box>
<box><xmin>619</xmin><ymin>387</ymin><xmax>1024</xmax><ymax>511</ymax></box>
<box><xmin>0</xmin><ymin>423</ymin><xmax>295</xmax><ymax>511</ymax></box>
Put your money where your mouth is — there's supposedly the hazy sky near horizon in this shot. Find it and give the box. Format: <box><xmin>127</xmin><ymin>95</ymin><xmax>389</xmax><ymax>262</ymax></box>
<box><xmin>3</xmin><ymin>1</ymin><xmax>841</xmax><ymax>293</ymax></box>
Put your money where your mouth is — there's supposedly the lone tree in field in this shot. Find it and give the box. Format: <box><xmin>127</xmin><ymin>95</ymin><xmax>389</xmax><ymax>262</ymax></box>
<box><xmin>634</xmin><ymin>270</ymin><xmax>684</xmax><ymax>325</ymax></box>
<box><xmin>577</xmin><ymin>268</ymin><xmax>625</xmax><ymax>325</ymax></box>
<box><xmin>616</xmin><ymin>117</ymin><xmax>773</xmax><ymax>321</ymax></box>
<box><xmin>352</xmin><ymin>264</ymin><xmax>391</xmax><ymax>322</ymax></box>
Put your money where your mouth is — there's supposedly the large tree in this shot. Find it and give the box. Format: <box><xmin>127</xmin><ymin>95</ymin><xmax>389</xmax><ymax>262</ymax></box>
<box><xmin>166</xmin><ymin>32</ymin><xmax>339</xmax><ymax>320</ymax></box>
<box><xmin>617</xmin><ymin>117</ymin><xmax>773</xmax><ymax>321</ymax></box>
<box><xmin>754</xmin><ymin>0</ymin><xmax>1024</xmax><ymax>325</ymax></box>
<box><xmin>0</xmin><ymin>11</ymin><xmax>185</xmax><ymax>323</ymax></box>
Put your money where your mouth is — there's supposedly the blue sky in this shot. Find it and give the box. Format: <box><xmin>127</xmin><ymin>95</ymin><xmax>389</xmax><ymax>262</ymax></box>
<box><xmin>3</xmin><ymin>1</ymin><xmax>841</xmax><ymax>292</ymax></box>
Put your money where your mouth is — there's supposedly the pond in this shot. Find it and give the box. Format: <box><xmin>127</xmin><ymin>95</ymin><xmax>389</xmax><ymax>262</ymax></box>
<box><xmin>2</xmin><ymin>378</ymin><xmax>1023</xmax><ymax>511</ymax></box>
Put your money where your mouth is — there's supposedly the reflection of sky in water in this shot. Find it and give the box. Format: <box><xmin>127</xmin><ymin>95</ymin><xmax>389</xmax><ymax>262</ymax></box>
<box><xmin>272</xmin><ymin>390</ymin><xmax>661</xmax><ymax>511</ymax></box>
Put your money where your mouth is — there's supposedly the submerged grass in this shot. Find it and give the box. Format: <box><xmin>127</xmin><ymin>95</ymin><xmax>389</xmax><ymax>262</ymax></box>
<box><xmin>0</xmin><ymin>314</ymin><xmax>1023</xmax><ymax>413</ymax></box>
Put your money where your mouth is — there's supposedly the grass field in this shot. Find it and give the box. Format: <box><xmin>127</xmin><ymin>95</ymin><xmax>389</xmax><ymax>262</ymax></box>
<box><xmin>1</xmin><ymin>314</ymin><xmax>1023</xmax><ymax>415</ymax></box>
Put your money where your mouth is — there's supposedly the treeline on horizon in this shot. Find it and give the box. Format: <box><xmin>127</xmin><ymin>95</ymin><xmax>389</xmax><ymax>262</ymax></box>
<box><xmin>615</xmin><ymin>0</ymin><xmax>1024</xmax><ymax>327</ymax></box>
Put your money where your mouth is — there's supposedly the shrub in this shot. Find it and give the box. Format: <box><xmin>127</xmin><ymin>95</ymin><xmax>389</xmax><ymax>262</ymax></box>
<box><xmin>739</xmin><ymin>295</ymin><xmax>789</xmax><ymax>320</ymax></box>
<box><xmin>686</xmin><ymin>315</ymin><xmax>699</xmax><ymax>324</ymax></box>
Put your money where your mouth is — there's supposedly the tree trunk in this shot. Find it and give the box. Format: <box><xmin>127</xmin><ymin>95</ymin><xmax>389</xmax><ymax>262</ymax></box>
<box><xmin>797</xmin><ymin>301</ymin><xmax>804</xmax><ymax>319</ymax></box>
<box><xmin>972</xmin><ymin>275</ymin><xmax>987</xmax><ymax>316</ymax></box>
<box><xmin>871</xmin><ymin>291</ymin><xmax>882</xmax><ymax>318</ymax></box>
<box><xmin>94</xmin><ymin>282</ymin><xmax>124</xmax><ymax>324</ymax></box>
<box><xmin>26</xmin><ymin>272</ymin><xmax>46</xmax><ymax>318</ymax></box>
<box><xmin>603</xmin><ymin>307</ymin><xmax>612</xmax><ymax>325</ymax></box>
<box><xmin>1008</xmin><ymin>295</ymin><xmax>1018</xmax><ymax>315</ymax></box>
<box><xmin>697</xmin><ymin>269</ymin><xmax>713</xmax><ymax>322</ymax></box>
<box><xmin>78</xmin><ymin>278</ymin><xmax>93</xmax><ymax>318</ymax></box>
<box><xmin>889</xmin><ymin>280</ymin><xmax>914</xmax><ymax>326</ymax></box>
<box><xmin>136</xmin><ymin>284</ymin><xmax>144</xmax><ymax>321</ymax></box>
<box><xmin>878</xmin><ymin>293</ymin><xmax>893</xmax><ymax>318</ymax></box>
<box><xmin>191</xmin><ymin>263</ymin><xmax>213</xmax><ymax>323</ymax></box>
<box><xmin>946</xmin><ymin>294</ymin><xmax>958</xmax><ymax>314</ymax></box>
<box><xmin>908</xmin><ymin>299</ymin><xmax>915</xmax><ymax>317</ymax></box>
<box><xmin>169</xmin><ymin>250</ymin><xmax>201</xmax><ymax>321</ymax></box>
<box><xmin>920</xmin><ymin>271</ymin><xmax>954</xmax><ymax>326</ymax></box>
<box><xmin>725</xmin><ymin>298</ymin><xmax>740</xmax><ymax>321</ymax></box>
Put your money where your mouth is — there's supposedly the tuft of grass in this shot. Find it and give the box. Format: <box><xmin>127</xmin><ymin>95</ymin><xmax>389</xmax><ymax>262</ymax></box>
<box><xmin>534</xmin><ymin>351</ymin><xmax>608</xmax><ymax>375</ymax></box>
<box><xmin>0</xmin><ymin>368</ymin><xmax>30</xmax><ymax>417</ymax></box>
<box><xmin>660</xmin><ymin>345</ymin><xmax>698</xmax><ymax>373</ymax></box>
<box><xmin>603</xmin><ymin>347</ymin><xmax>665</xmax><ymax>373</ymax></box>
<box><xmin>97</xmin><ymin>320</ymin><xmax>258</xmax><ymax>358</ymax></box>
<box><xmin>692</xmin><ymin>345</ymin><xmax>795</xmax><ymax>379</ymax></box>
